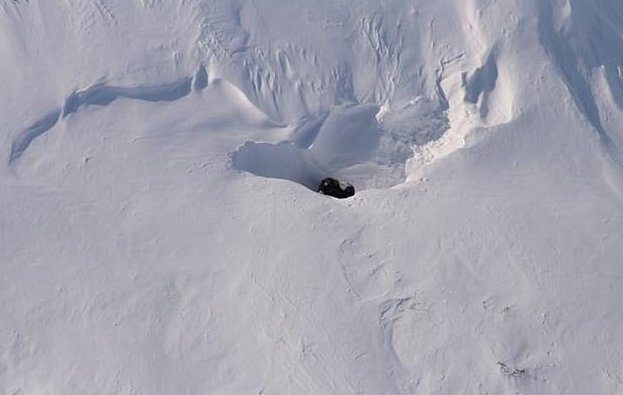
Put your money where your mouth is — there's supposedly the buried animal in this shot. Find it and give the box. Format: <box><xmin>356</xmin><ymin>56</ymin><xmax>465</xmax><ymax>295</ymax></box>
<box><xmin>318</xmin><ymin>177</ymin><xmax>355</xmax><ymax>199</ymax></box>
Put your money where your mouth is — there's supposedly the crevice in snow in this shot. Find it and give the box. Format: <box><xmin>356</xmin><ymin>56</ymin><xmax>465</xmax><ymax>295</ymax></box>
<box><xmin>62</xmin><ymin>78</ymin><xmax>193</xmax><ymax>117</ymax></box>
<box><xmin>9</xmin><ymin>76</ymin><xmax>194</xmax><ymax>165</ymax></box>
<box><xmin>7</xmin><ymin>66</ymin><xmax>283</xmax><ymax>166</ymax></box>
<box><xmin>9</xmin><ymin>110</ymin><xmax>61</xmax><ymax>164</ymax></box>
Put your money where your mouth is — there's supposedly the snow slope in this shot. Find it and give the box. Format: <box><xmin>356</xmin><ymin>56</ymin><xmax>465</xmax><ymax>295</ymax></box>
<box><xmin>1</xmin><ymin>0</ymin><xmax>623</xmax><ymax>393</ymax></box>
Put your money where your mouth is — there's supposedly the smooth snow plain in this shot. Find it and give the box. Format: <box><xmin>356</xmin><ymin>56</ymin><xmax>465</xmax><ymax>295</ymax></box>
<box><xmin>1</xmin><ymin>0</ymin><xmax>623</xmax><ymax>393</ymax></box>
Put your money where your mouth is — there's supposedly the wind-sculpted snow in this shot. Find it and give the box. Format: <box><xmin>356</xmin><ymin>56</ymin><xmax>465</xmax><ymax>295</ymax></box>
<box><xmin>233</xmin><ymin>100</ymin><xmax>449</xmax><ymax>191</ymax></box>
<box><xmin>538</xmin><ymin>0</ymin><xmax>623</xmax><ymax>164</ymax></box>
<box><xmin>63</xmin><ymin>78</ymin><xmax>193</xmax><ymax>117</ymax></box>
<box><xmin>232</xmin><ymin>142</ymin><xmax>326</xmax><ymax>191</ymax></box>
<box><xmin>6</xmin><ymin>0</ymin><xmax>488</xmax><ymax>179</ymax></box>
<box><xmin>8</xmin><ymin>110</ymin><xmax>62</xmax><ymax>165</ymax></box>
<box><xmin>9</xmin><ymin>77</ymin><xmax>194</xmax><ymax>164</ymax></box>
<box><xmin>189</xmin><ymin>0</ymin><xmax>439</xmax><ymax>123</ymax></box>
<box><xmin>3</xmin><ymin>0</ymin><xmax>623</xmax><ymax>394</ymax></box>
<box><xmin>463</xmin><ymin>51</ymin><xmax>499</xmax><ymax>118</ymax></box>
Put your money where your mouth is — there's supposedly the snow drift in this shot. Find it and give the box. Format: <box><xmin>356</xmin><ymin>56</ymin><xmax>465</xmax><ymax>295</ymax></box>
<box><xmin>1</xmin><ymin>0</ymin><xmax>623</xmax><ymax>394</ymax></box>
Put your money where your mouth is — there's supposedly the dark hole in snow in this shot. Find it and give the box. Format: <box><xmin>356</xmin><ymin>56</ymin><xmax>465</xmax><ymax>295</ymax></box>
<box><xmin>318</xmin><ymin>177</ymin><xmax>355</xmax><ymax>199</ymax></box>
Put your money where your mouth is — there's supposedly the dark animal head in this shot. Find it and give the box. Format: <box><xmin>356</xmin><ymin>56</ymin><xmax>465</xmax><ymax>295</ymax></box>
<box><xmin>318</xmin><ymin>177</ymin><xmax>355</xmax><ymax>199</ymax></box>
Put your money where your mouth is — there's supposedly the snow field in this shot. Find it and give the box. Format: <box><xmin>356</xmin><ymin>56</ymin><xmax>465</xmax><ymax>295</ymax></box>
<box><xmin>2</xmin><ymin>0</ymin><xmax>623</xmax><ymax>394</ymax></box>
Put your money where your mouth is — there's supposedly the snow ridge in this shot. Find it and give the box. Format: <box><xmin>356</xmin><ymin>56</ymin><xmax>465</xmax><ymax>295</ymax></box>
<box><xmin>9</xmin><ymin>77</ymin><xmax>193</xmax><ymax>164</ymax></box>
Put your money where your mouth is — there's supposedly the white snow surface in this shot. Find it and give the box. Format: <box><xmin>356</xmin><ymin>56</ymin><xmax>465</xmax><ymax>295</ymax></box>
<box><xmin>2</xmin><ymin>0</ymin><xmax>623</xmax><ymax>393</ymax></box>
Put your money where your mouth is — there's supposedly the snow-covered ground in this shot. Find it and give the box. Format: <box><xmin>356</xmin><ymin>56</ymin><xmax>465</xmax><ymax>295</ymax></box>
<box><xmin>2</xmin><ymin>0</ymin><xmax>623</xmax><ymax>393</ymax></box>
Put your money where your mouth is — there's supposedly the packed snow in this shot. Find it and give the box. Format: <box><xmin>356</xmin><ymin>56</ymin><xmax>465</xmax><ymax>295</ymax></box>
<box><xmin>1</xmin><ymin>0</ymin><xmax>623</xmax><ymax>393</ymax></box>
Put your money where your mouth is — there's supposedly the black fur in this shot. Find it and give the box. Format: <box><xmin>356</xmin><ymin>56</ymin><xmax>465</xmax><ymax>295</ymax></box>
<box><xmin>318</xmin><ymin>177</ymin><xmax>355</xmax><ymax>199</ymax></box>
